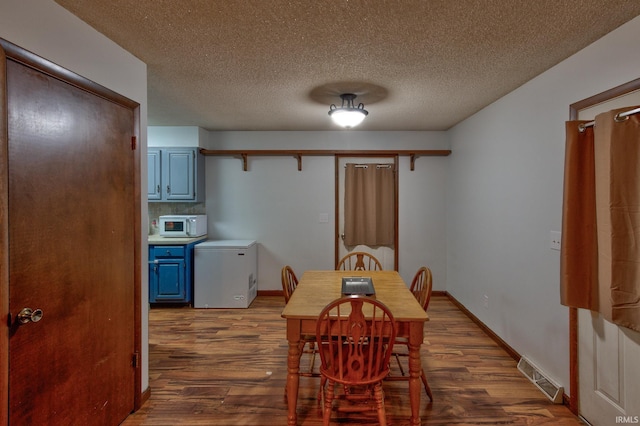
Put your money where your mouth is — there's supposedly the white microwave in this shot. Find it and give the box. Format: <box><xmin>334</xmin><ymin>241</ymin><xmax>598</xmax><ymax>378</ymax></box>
<box><xmin>159</xmin><ymin>215</ymin><xmax>207</xmax><ymax>238</ymax></box>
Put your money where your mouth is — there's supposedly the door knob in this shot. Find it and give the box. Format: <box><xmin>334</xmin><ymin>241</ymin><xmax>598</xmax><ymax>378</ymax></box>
<box><xmin>17</xmin><ymin>307</ymin><xmax>43</xmax><ymax>324</ymax></box>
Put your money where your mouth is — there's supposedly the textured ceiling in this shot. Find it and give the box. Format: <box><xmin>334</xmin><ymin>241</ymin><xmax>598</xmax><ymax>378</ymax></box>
<box><xmin>55</xmin><ymin>0</ymin><xmax>640</xmax><ymax>131</ymax></box>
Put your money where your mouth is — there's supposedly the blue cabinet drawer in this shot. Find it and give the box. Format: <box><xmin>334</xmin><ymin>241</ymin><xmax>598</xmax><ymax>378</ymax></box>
<box><xmin>153</xmin><ymin>246</ymin><xmax>185</xmax><ymax>258</ymax></box>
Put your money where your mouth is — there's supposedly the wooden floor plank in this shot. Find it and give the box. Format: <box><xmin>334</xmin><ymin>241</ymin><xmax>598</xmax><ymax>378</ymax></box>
<box><xmin>122</xmin><ymin>295</ymin><xmax>583</xmax><ymax>425</ymax></box>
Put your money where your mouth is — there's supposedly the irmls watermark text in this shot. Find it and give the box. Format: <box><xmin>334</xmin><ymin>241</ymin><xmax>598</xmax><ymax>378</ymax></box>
<box><xmin>616</xmin><ymin>416</ymin><xmax>640</xmax><ymax>424</ymax></box>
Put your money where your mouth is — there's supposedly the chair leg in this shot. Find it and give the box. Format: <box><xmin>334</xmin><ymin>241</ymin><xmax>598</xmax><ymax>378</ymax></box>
<box><xmin>323</xmin><ymin>380</ymin><xmax>335</xmax><ymax>426</ymax></box>
<box><xmin>373</xmin><ymin>382</ymin><xmax>387</xmax><ymax>426</ymax></box>
<box><xmin>308</xmin><ymin>341</ymin><xmax>317</xmax><ymax>373</ymax></box>
<box><xmin>421</xmin><ymin>369</ymin><xmax>433</xmax><ymax>401</ymax></box>
<box><xmin>317</xmin><ymin>375</ymin><xmax>326</xmax><ymax>401</ymax></box>
<box><xmin>394</xmin><ymin>353</ymin><xmax>406</xmax><ymax>376</ymax></box>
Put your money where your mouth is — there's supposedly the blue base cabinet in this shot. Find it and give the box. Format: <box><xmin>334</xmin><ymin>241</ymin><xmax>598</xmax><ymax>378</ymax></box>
<box><xmin>149</xmin><ymin>241</ymin><xmax>198</xmax><ymax>304</ymax></box>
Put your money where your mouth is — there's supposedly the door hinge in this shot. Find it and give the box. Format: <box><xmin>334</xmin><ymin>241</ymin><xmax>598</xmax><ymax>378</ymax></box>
<box><xmin>132</xmin><ymin>352</ymin><xmax>140</xmax><ymax>368</ymax></box>
<box><xmin>131</xmin><ymin>136</ymin><xmax>137</xmax><ymax>150</ymax></box>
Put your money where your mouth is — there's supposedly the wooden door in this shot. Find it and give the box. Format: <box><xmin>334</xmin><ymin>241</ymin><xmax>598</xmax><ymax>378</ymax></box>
<box><xmin>2</xmin><ymin>42</ymin><xmax>139</xmax><ymax>424</ymax></box>
<box><xmin>575</xmin><ymin>88</ymin><xmax>640</xmax><ymax>425</ymax></box>
<box><xmin>335</xmin><ymin>155</ymin><xmax>398</xmax><ymax>270</ymax></box>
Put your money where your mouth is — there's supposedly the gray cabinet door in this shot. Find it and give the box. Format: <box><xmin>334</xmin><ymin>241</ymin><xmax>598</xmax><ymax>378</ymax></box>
<box><xmin>164</xmin><ymin>148</ymin><xmax>195</xmax><ymax>200</ymax></box>
<box><xmin>147</xmin><ymin>148</ymin><xmax>162</xmax><ymax>200</ymax></box>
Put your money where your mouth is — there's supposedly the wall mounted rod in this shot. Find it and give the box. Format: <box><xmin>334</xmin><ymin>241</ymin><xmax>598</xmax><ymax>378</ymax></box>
<box><xmin>200</xmin><ymin>149</ymin><xmax>451</xmax><ymax>171</ymax></box>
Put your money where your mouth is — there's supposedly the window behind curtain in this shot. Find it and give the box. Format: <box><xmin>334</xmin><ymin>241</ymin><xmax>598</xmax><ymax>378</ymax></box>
<box><xmin>344</xmin><ymin>163</ymin><xmax>395</xmax><ymax>247</ymax></box>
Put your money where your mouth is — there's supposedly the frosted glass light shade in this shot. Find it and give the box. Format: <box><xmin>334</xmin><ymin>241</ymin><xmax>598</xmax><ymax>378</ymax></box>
<box><xmin>330</xmin><ymin>109</ymin><xmax>367</xmax><ymax>128</ymax></box>
<box><xmin>328</xmin><ymin>93</ymin><xmax>368</xmax><ymax>129</ymax></box>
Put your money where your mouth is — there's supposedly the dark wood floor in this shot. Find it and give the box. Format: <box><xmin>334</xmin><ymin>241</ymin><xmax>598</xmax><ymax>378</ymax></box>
<box><xmin>121</xmin><ymin>295</ymin><xmax>583</xmax><ymax>425</ymax></box>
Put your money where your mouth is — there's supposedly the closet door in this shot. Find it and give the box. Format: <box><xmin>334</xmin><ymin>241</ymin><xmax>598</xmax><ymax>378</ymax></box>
<box><xmin>2</xmin><ymin>42</ymin><xmax>139</xmax><ymax>425</ymax></box>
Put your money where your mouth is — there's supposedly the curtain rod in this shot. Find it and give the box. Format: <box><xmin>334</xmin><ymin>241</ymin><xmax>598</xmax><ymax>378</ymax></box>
<box><xmin>578</xmin><ymin>106</ymin><xmax>640</xmax><ymax>132</ymax></box>
<box><xmin>348</xmin><ymin>164</ymin><xmax>393</xmax><ymax>169</ymax></box>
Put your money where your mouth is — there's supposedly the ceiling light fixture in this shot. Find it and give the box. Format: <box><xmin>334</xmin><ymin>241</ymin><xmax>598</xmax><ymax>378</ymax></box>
<box><xmin>328</xmin><ymin>93</ymin><xmax>368</xmax><ymax>128</ymax></box>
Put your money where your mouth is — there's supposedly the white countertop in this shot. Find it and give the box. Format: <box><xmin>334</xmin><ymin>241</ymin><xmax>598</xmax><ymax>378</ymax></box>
<box><xmin>148</xmin><ymin>235</ymin><xmax>208</xmax><ymax>245</ymax></box>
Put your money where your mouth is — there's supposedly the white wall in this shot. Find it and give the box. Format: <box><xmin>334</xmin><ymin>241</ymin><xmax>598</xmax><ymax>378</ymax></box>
<box><xmin>148</xmin><ymin>126</ymin><xmax>208</xmax><ymax>147</ymax></box>
<box><xmin>447</xmin><ymin>15</ymin><xmax>640</xmax><ymax>396</ymax></box>
<box><xmin>202</xmin><ymin>131</ymin><xmax>450</xmax><ymax>290</ymax></box>
<box><xmin>0</xmin><ymin>0</ymin><xmax>150</xmax><ymax>392</ymax></box>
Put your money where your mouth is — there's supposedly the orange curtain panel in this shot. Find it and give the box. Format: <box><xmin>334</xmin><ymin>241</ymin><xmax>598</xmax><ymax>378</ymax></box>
<box><xmin>561</xmin><ymin>106</ymin><xmax>640</xmax><ymax>332</ymax></box>
<box><xmin>344</xmin><ymin>163</ymin><xmax>395</xmax><ymax>247</ymax></box>
<box><xmin>560</xmin><ymin>121</ymin><xmax>598</xmax><ymax>311</ymax></box>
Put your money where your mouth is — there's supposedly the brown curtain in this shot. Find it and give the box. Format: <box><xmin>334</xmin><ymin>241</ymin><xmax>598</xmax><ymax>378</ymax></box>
<box><xmin>560</xmin><ymin>121</ymin><xmax>598</xmax><ymax>311</ymax></box>
<box><xmin>344</xmin><ymin>163</ymin><xmax>395</xmax><ymax>247</ymax></box>
<box><xmin>561</xmin><ymin>107</ymin><xmax>640</xmax><ymax>332</ymax></box>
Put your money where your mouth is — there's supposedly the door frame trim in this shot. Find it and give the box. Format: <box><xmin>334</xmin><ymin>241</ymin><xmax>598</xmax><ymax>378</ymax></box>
<box><xmin>0</xmin><ymin>38</ymin><xmax>9</xmax><ymax>426</ymax></box>
<box><xmin>0</xmin><ymin>37</ymin><xmax>142</xmax><ymax>420</ymax></box>
<box><xmin>566</xmin><ymin>76</ymin><xmax>640</xmax><ymax>414</ymax></box>
<box><xmin>334</xmin><ymin>154</ymin><xmax>399</xmax><ymax>270</ymax></box>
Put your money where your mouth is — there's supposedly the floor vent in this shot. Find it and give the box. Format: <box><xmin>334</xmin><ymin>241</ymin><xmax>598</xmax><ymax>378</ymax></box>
<box><xmin>517</xmin><ymin>356</ymin><xmax>564</xmax><ymax>404</ymax></box>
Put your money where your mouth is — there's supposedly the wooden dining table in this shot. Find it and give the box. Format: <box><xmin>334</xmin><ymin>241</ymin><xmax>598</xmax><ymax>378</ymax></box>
<box><xmin>281</xmin><ymin>270</ymin><xmax>429</xmax><ymax>426</ymax></box>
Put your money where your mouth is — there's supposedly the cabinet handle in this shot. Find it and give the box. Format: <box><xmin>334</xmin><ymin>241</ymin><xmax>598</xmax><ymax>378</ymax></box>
<box><xmin>166</xmin><ymin>185</ymin><xmax>170</xmax><ymax>194</ymax></box>
<box><xmin>156</xmin><ymin>184</ymin><xmax>160</xmax><ymax>194</ymax></box>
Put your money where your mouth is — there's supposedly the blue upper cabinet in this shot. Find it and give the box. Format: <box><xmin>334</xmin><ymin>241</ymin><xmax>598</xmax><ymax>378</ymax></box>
<box><xmin>148</xmin><ymin>147</ymin><xmax>205</xmax><ymax>202</ymax></box>
<box><xmin>147</xmin><ymin>148</ymin><xmax>162</xmax><ymax>200</ymax></box>
<box><xmin>165</xmin><ymin>148</ymin><xmax>196</xmax><ymax>200</ymax></box>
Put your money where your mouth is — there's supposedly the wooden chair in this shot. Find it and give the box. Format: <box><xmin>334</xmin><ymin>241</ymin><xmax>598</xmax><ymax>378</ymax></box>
<box><xmin>410</xmin><ymin>266</ymin><xmax>433</xmax><ymax>313</ymax></box>
<box><xmin>386</xmin><ymin>266</ymin><xmax>433</xmax><ymax>401</ymax></box>
<box><xmin>336</xmin><ymin>252</ymin><xmax>383</xmax><ymax>271</ymax></box>
<box><xmin>316</xmin><ymin>295</ymin><xmax>396</xmax><ymax>426</ymax></box>
<box><xmin>281</xmin><ymin>265</ymin><xmax>299</xmax><ymax>303</ymax></box>
<box><xmin>281</xmin><ymin>266</ymin><xmax>322</xmax><ymax>399</ymax></box>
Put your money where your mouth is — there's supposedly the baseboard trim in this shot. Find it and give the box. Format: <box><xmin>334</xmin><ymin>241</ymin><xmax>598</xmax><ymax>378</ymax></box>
<box><xmin>140</xmin><ymin>386</ymin><xmax>151</xmax><ymax>406</ymax></box>
<box><xmin>258</xmin><ymin>290</ymin><xmax>283</xmax><ymax>297</ymax></box>
<box><xmin>444</xmin><ymin>292</ymin><xmax>520</xmax><ymax>361</ymax></box>
<box><xmin>442</xmin><ymin>292</ymin><xmax>573</xmax><ymax>409</ymax></box>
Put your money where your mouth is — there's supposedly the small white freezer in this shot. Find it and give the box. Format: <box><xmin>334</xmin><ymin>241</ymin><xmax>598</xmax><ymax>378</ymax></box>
<box><xmin>194</xmin><ymin>240</ymin><xmax>257</xmax><ymax>308</ymax></box>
